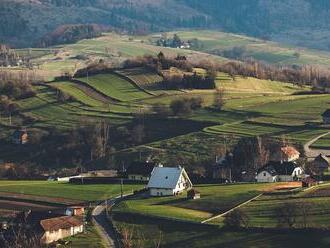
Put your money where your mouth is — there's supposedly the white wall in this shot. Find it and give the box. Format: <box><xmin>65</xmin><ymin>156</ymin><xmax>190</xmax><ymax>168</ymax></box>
<box><xmin>256</xmin><ymin>171</ymin><xmax>277</xmax><ymax>183</ymax></box>
<box><xmin>150</xmin><ymin>188</ymin><xmax>174</xmax><ymax>196</ymax></box>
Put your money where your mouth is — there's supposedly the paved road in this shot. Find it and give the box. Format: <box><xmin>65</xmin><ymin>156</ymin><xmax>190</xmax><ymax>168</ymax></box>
<box><xmin>92</xmin><ymin>198</ymin><xmax>119</xmax><ymax>248</ymax></box>
<box><xmin>304</xmin><ymin>132</ymin><xmax>330</xmax><ymax>158</ymax></box>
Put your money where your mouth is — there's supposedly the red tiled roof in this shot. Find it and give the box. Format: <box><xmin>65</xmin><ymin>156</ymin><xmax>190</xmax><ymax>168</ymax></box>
<box><xmin>40</xmin><ymin>215</ymin><xmax>83</xmax><ymax>232</ymax></box>
<box><xmin>281</xmin><ymin>146</ymin><xmax>300</xmax><ymax>158</ymax></box>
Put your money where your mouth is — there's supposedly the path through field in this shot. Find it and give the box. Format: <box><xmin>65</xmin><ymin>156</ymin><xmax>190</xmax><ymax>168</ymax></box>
<box><xmin>304</xmin><ymin>132</ymin><xmax>330</xmax><ymax>158</ymax></box>
<box><xmin>92</xmin><ymin>199</ymin><xmax>117</xmax><ymax>248</ymax></box>
<box><xmin>92</xmin><ymin>195</ymin><xmax>132</xmax><ymax>248</ymax></box>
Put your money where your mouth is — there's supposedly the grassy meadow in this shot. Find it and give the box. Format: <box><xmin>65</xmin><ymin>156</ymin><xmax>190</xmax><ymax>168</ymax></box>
<box><xmin>162</xmin><ymin>30</ymin><xmax>330</xmax><ymax>66</ymax></box>
<box><xmin>113</xmin><ymin>213</ymin><xmax>330</xmax><ymax>248</ymax></box>
<box><xmin>0</xmin><ymin>181</ymin><xmax>142</xmax><ymax>202</ymax></box>
<box><xmin>113</xmin><ymin>183</ymin><xmax>278</xmax><ymax>222</ymax></box>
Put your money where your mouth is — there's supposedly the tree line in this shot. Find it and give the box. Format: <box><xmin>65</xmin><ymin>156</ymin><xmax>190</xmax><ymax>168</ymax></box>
<box><xmin>123</xmin><ymin>52</ymin><xmax>216</xmax><ymax>90</ymax></box>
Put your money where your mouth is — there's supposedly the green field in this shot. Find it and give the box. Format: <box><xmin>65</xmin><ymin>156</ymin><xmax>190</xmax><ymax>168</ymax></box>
<box><xmin>61</xmin><ymin>225</ymin><xmax>106</xmax><ymax>248</ymax></box>
<box><xmin>50</xmin><ymin>81</ymin><xmax>106</xmax><ymax>107</ymax></box>
<box><xmin>77</xmin><ymin>73</ymin><xmax>153</xmax><ymax>102</ymax></box>
<box><xmin>115</xmin><ymin>68</ymin><xmax>163</xmax><ymax>92</ymax></box>
<box><xmin>239</xmin><ymin>183</ymin><xmax>330</xmax><ymax>228</ymax></box>
<box><xmin>114</xmin><ymin>183</ymin><xmax>277</xmax><ymax>222</ymax></box>
<box><xmin>0</xmin><ymin>181</ymin><xmax>142</xmax><ymax>202</ymax></box>
<box><xmin>163</xmin><ymin>30</ymin><xmax>330</xmax><ymax>66</ymax></box>
<box><xmin>113</xmin><ymin>213</ymin><xmax>330</xmax><ymax>248</ymax></box>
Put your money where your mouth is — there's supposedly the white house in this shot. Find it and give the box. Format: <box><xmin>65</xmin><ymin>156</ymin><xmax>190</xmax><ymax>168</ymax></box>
<box><xmin>147</xmin><ymin>166</ymin><xmax>193</xmax><ymax>196</ymax></box>
<box><xmin>256</xmin><ymin>161</ymin><xmax>304</xmax><ymax>183</ymax></box>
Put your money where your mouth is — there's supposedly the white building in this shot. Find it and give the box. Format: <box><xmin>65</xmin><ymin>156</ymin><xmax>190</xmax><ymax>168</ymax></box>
<box><xmin>147</xmin><ymin>166</ymin><xmax>193</xmax><ymax>196</ymax></box>
<box><xmin>256</xmin><ymin>161</ymin><xmax>304</xmax><ymax>183</ymax></box>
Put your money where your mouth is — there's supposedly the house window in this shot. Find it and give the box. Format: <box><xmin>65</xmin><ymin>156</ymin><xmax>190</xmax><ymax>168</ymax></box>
<box><xmin>263</xmin><ymin>173</ymin><xmax>266</xmax><ymax>177</ymax></box>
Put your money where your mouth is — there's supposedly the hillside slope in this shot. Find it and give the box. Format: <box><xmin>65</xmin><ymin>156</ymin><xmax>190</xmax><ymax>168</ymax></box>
<box><xmin>3</xmin><ymin>0</ymin><xmax>330</xmax><ymax>50</ymax></box>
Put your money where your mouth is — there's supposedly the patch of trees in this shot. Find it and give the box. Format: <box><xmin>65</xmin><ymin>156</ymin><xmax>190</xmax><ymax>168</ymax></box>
<box><xmin>231</xmin><ymin>135</ymin><xmax>294</xmax><ymax>181</ymax></box>
<box><xmin>0</xmin><ymin>45</ymin><xmax>21</xmax><ymax>67</ymax></box>
<box><xmin>170</xmin><ymin>97</ymin><xmax>203</xmax><ymax>116</ymax></box>
<box><xmin>156</xmin><ymin>34</ymin><xmax>185</xmax><ymax>48</ymax></box>
<box><xmin>39</xmin><ymin>24</ymin><xmax>104</xmax><ymax>47</ymax></box>
<box><xmin>123</xmin><ymin>52</ymin><xmax>193</xmax><ymax>73</ymax></box>
<box><xmin>163</xmin><ymin>71</ymin><xmax>216</xmax><ymax>90</ymax></box>
<box><xmin>0</xmin><ymin>80</ymin><xmax>35</xmax><ymax>100</ymax></box>
<box><xmin>218</xmin><ymin>60</ymin><xmax>330</xmax><ymax>89</ymax></box>
<box><xmin>123</xmin><ymin>53</ymin><xmax>216</xmax><ymax>90</ymax></box>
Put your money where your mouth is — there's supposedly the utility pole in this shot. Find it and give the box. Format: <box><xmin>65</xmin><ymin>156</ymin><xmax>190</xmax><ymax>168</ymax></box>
<box><xmin>121</xmin><ymin>163</ymin><xmax>125</xmax><ymax>198</ymax></box>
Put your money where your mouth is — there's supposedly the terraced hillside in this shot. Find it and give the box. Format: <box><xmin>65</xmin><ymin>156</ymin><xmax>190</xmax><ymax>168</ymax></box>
<box><xmin>76</xmin><ymin>73</ymin><xmax>154</xmax><ymax>102</ymax></box>
<box><xmin>115</xmin><ymin>68</ymin><xmax>168</xmax><ymax>95</ymax></box>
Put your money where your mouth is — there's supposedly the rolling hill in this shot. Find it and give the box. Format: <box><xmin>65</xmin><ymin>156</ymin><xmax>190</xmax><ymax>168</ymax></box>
<box><xmin>3</xmin><ymin>0</ymin><xmax>330</xmax><ymax>51</ymax></box>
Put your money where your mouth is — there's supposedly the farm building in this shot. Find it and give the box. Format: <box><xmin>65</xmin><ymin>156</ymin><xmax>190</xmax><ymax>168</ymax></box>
<box><xmin>12</xmin><ymin>128</ymin><xmax>28</xmax><ymax>145</ymax></box>
<box><xmin>256</xmin><ymin>161</ymin><xmax>304</xmax><ymax>183</ymax></box>
<box><xmin>12</xmin><ymin>206</ymin><xmax>85</xmax><ymax>245</ymax></box>
<box><xmin>40</xmin><ymin>215</ymin><xmax>84</xmax><ymax>244</ymax></box>
<box><xmin>126</xmin><ymin>161</ymin><xmax>155</xmax><ymax>181</ymax></box>
<box><xmin>322</xmin><ymin>109</ymin><xmax>330</xmax><ymax>124</ymax></box>
<box><xmin>212</xmin><ymin>153</ymin><xmax>233</xmax><ymax>181</ymax></box>
<box><xmin>312</xmin><ymin>154</ymin><xmax>330</xmax><ymax>174</ymax></box>
<box><xmin>302</xmin><ymin>177</ymin><xmax>318</xmax><ymax>188</ymax></box>
<box><xmin>271</xmin><ymin>146</ymin><xmax>300</xmax><ymax>162</ymax></box>
<box><xmin>147</xmin><ymin>166</ymin><xmax>193</xmax><ymax>196</ymax></box>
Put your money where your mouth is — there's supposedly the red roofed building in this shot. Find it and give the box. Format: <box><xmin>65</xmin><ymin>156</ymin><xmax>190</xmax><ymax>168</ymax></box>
<box><xmin>40</xmin><ymin>215</ymin><xmax>84</xmax><ymax>244</ymax></box>
<box><xmin>271</xmin><ymin>146</ymin><xmax>300</xmax><ymax>162</ymax></box>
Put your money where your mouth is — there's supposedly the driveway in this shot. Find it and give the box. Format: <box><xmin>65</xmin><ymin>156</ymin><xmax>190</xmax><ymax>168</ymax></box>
<box><xmin>92</xmin><ymin>198</ymin><xmax>120</xmax><ymax>248</ymax></box>
<box><xmin>304</xmin><ymin>132</ymin><xmax>330</xmax><ymax>158</ymax></box>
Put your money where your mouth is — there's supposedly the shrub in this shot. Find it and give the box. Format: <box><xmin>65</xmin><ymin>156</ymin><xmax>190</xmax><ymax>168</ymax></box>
<box><xmin>224</xmin><ymin>209</ymin><xmax>249</xmax><ymax>229</ymax></box>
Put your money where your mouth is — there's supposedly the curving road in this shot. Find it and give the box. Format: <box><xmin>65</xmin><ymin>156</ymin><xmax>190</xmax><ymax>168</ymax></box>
<box><xmin>92</xmin><ymin>198</ymin><xmax>117</xmax><ymax>248</ymax></box>
<box><xmin>304</xmin><ymin>132</ymin><xmax>330</xmax><ymax>158</ymax></box>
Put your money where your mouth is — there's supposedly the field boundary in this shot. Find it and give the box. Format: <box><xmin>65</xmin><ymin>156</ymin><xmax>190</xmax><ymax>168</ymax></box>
<box><xmin>113</xmin><ymin>70</ymin><xmax>157</xmax><ymax>97</ymax></box>
<box><xmin>201</xmin><ymin>193</ymin><xmax>263</xmax><ymax>224</ymax></box>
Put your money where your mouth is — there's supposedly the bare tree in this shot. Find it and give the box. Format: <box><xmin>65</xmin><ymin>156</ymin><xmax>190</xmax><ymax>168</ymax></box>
<box><xmin>275</xmin><ymin>202</ymin><xmax>298</xmax><ymax>228</ymax></box>
<box><xmin>214</xmin><ymin>87</ymin><xmax>225</xmax><ymax>111</ymax></box>
<box><xmin>300</xmin><ymin>202</ymin><xmax>312</xmax><ymax>228</ymax></box>
<box><xmin>224</xmin><ymin>209</ymin><xmax>250</xmax><ymax>229</ymax></box>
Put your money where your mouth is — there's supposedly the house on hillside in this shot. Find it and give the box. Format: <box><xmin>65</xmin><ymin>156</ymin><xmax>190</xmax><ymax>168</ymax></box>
<box><xmin>312</xmin><ymin>154</ymin><xmax>330</xmax><ymax>175</ymax></box>
<box><xmin>12</xmin><ymin>129</ymin><xmax>28</xmax><ymax>145</ymax></box>
<box><xmin>212</xmin><ymin>153</ymin><xmax>233</xmax><ymax>181</ymax></box>
<box><xmin>126</xmin><ymin>161</ymin><xmax>155</xmax><ymax>182</ymax></box>
<box><xmin>13</xmin><ymin>206</ymin><xmax>84</xmax><ymax>245</ymax></box>
<box><xmin>147</xmin><ymin>166</ymin><xmax>193</xmax><ymax>196</ymax></box>
<box><xmin>256</xmin><ymin>161</ymin><xmax>304</xmax><ymax>183</ymax></box>
<box><xmin>271</xmin><ymin>146</ymin><xmax>300</xmax><ymax>162</ymax></box>
<box><xmin>322</xmin><ymin>109</ymin><xmax>330</xmax><ymax>124</ymax></box>
<box><xmin>40</xmin><ymin>215</ymin><xmax>84</xmax><ymax>244</ymax></box>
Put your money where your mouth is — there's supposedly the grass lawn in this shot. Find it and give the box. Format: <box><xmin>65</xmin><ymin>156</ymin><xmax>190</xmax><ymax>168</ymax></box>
<box><xmin>0</xmin><ymin>181</ymin><xmax>143</xmax><ymax>202</ymax></box>
<box><xmin>77</xmin><ymin>73</ymin><xmax>152</xmax><ymax>101</ymax></box>
<box><xmin>114</xmin><ymin>183</ymin><xmax>278</xmax><ymax>222</ymax></box>
<box><xmin>238</xmin><ymin>184</ymin><xmax>330</xmax><ymax>228</ymax></box>
<box><xmin>60</xmin><ymin>224</ymin><xmax>106</xmax><ymax>248</ymax></box>
<box><xmin>50</xmin><ymin>81</ymin><xmax>106</xmax><ymax>107</ymax></box>
<box><xmin>166</xmin><ymin>30</ymin><xmax>330</xmax><ymax>66</ymax></box>
<box><xmin>113</xmin><ymin>212</ymin><xmax>330</xmax><ymax>248</ymax></box>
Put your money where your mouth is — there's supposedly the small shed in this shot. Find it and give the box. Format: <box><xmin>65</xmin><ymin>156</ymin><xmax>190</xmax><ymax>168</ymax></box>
<box><xmin>187</xmin><ymin>189</ymin><xmax>201</xmax><ymax>200</ymax></box>
<box><xmin>302</xmin><ymin>177</ymin><xmax>318</xmax><ymax>188</ymax></box>
<box><xmin>313</xmin><ymin>154</ymin><xmax>330</xmax><ymax>174</ymax></box>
